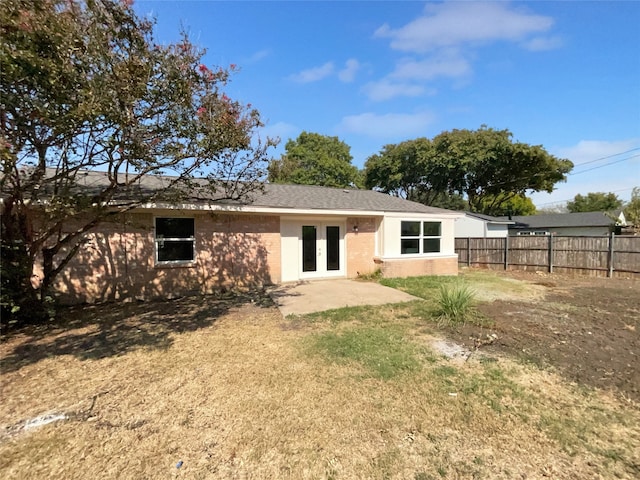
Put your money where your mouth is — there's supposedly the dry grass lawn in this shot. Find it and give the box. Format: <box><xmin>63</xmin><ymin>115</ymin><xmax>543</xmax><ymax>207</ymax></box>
<box><xmin>1</xmin><ymin>282</ymin><xmax>639</xmax><ymax>479</ymax></box>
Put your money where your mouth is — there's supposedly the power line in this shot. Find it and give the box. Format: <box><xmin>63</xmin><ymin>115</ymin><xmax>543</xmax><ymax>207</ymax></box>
<box><xmin>569</xmin><ymin>154</ymin><xmax>640</xmax><ymax>176</ymax></box>
<box><xmin>474</xmin><ymin>152</ymin><xmax>639</xmax><ymax>192</ymax></box>
<box><xmin>535</xmin><ymin>187</ymin><xmax>636</xmax><ymax>207</ymax></box>
<box><xmin>570</xmin><ymin>147</ymin><xmax>640</xmax><ymax>167</ymax></box>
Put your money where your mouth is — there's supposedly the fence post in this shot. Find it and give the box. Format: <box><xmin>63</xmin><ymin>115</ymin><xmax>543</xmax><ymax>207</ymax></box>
<box><xmin>548</xmin><ymin>233</ymin><xmax>554</xmax><ymax>273</ymax></box>
<box><xmin>467</xmin><ymin>238</ymin><xmax>471</xmax><ymax>267</ymax></box>
<box><xmin>504</xmin><ymin>235</ymin><xmax>509</xmax><ymax>270</ymax></box>
<box><xmin>607</xmin><ymin>231</ymin><xmax>615</xmax><ymax>278</ymax></box>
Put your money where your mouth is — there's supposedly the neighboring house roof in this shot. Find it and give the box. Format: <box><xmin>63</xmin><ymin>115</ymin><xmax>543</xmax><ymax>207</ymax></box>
<box><xmin>615</xmin><ymin>210</ymin><xmax>627</xmax><ymax>226</ymax></box>
<box><xmin>27</xmin><ymin>169</ymin><xmax>457</xmax><ymax>215</ymax></box>
<box><xmin>505</xmin><ymin>212</ymin><xmax>615</xmax><ymax>229</ymax></box>
<box><xmin>462</xmin><ymin>212</ymin><xmax>515</xmax><ymax>225</ymax></box>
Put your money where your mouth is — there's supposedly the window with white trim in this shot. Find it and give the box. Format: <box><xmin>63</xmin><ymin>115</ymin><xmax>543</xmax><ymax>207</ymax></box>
<box><xmin>400</xmin><ymin>221</ymin><xmax>441</xmax><ymax>254</ymax></box>
<box><xmin>155</xmin><ymin>217</ymin><xmax>195</xmax><ymax>263</ymax></box>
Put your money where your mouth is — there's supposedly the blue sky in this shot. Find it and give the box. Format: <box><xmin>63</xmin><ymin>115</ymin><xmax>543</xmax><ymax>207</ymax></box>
<box><xmin>136</xmin><ymin>1</ymin><xmax>640</xmax><ymax>208</ymax></box>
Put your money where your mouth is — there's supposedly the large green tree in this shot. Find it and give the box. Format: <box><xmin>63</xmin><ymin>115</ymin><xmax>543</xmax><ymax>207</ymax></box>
<box><xmin>477</xmin><ymin>192</ymin><xmax>537</xmax><ymax>216</ymax></box>
<box><xmin>365</xmin><ymin>126</ymin><xmax>572</xmax><ymax>214</ymax></box>
<box><xmin>566</xmin><ymin>192</ymin><xmax>623</xmax><ymax>213</ymax></box>
<box><xmin>268</xmin><ymin>132</ymin><xmax>361</xmax><ymax>188</ymax></box>
<box><xmin>623</xmin><ymin>187</ymin><xmax>640</xmax><ymax>226</ymax></box>
<box><xmin>1</xmin><ymin>0</ymin><xmax>275</xmax><ymax>323</ymax></box>
<box><xmin>364</xmin><ymin>138</ymin><xmax>450</xmax><ymax>203</ymax></box>
<box><xmin>364</xmin><ymin>137</ymin><xmax>467</xmax><ymax>209</ymax></box>
<box><xmin>431</xmin><ymin>127</ymin><xmax>572</xmax><ymax>213</ymax></box>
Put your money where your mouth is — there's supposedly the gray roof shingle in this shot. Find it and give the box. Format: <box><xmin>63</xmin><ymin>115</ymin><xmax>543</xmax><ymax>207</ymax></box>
<box><xmin>62</xmin><ymin>170</ymin><xmax>456</xmax><ymax>215</ymax></box>
<box><xmin>464</xmin><ymin>212</ymin><xmax>514</xmax><ymax>224</ymax></box>
<box><xmin>252</xmin><ymin>183</ymin><xmax>454</xmax><ymax>214</ymax></box>
<box><xmin>505</xmin><ymin>212</ymin><xmax>614</xmax><ymax>229</ymax></box>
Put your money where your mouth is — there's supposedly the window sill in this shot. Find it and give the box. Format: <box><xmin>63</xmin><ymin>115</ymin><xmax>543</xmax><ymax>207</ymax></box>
<box><xmin>380</xmin><ymin>253</ymin><xmax>455</xmax><ymax>260</ymax></box>
<box><xmin>154</xmin><ymin>261</ymin><xmax>196</xmax><ymax>269</ymax></box>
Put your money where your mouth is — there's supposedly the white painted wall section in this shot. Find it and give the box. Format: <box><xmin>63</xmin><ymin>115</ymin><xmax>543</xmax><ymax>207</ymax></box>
<box><xmin>280</xmin><ymin>219</ymin><xmax>300</xmax><ymax>282</ymax></box>
<box><xmin>455</xmin><ymin>215</ymin><xmax>510</xmax><ymax>238</ymax></box>
<box><xmin>381</xmin><ymin>215</ymin><xmax>458</xmax><ymax>258</ymax></box>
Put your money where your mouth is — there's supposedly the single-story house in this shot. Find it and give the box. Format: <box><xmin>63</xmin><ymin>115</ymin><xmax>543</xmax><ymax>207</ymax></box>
<box><xmin>454</xmin><ymin>212</ymin><xmax>514</xmax><ymax>238</ymax></box>
<box><xmin>505</xmin><ymin>212</ymin><xmax>623</xmax><ymax>236</ymax></box>
<box><xmin>29</xmin><ymin>172</ymin><xmax>463</xmax><ymax>304</ymax></box>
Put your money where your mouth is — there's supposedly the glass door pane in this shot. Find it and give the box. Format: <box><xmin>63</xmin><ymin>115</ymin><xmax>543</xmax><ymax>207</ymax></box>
<box><xmin>326</xmin><ymin>226</ymin><xmax>340</xmax><ymax>271</ymax></box>
<box><xmin>302</xmin><ymin>226</ymin><xmax>317</xmax><ymax>272</ymax></box>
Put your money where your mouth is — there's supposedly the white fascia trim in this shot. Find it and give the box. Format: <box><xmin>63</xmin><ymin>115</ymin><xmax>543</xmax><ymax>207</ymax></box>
<box><xmin>136</xmin><ymin>202</ymin><xmax>382</xmax><ymax>216</ymax></box>
<box><xmin>384</xmin><ymin>211</ymin><xmax>464</xmax><ymax>219</ymax></box>
<box><xmin>132</xmin><ymin>201</ymin><xmax>463</xmax><ymax>218</ymax></box>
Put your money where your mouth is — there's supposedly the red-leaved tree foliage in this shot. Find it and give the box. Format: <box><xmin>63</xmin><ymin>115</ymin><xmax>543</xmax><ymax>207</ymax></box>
<box><xmin>0</xmin><ymin>0</ymin><xmax>277</xmax><ymax>323</ymax></box>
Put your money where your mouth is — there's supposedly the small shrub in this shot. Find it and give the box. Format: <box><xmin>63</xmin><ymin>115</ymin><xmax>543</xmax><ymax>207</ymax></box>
<box><xmin>436</xmin><ymin>283</ymin><xmax>475</xmax><ymax>325</ymax></box>
<box><xmin>357</xmin><ymin>268</ymin><xmax>382</xmax><ymax>281</ymax></box>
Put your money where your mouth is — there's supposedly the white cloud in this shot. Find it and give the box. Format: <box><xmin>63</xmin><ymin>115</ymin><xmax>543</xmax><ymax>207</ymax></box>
<box><xmin>368</xmin><ymin>3</ymin><xmax>557</xmax><ymax>102</ymax></box>
<box><xmin>338</xmin><ymin>59</ymin><xmax>361</xmax><ymax>83</ymax></box>
<box><xmin>530</xmin><ymin>138</ymin><xmax>640</xmax><ymax>207</ymax></box>
<box><xmin>390</xmin><ymin>52</ymin><xmax>471</xmax><ymax>81</ymax></box>
<box><xmin>530</xmin><ymin>180</ymin><xmax>637</xmax><ymax>208</ymax></box>
<box><xmin>523</xmin><ymin>36</ymin><xmax>564</xmax><ymax>52</ymax></box>
<box><xmin>289</xmin><ymin>62</ymin><xmax>335</xmax><ymax>83</ymax></box>
<box><xmin>362</xmin><ymin>79</ymin><xmax>427</xmax><ymax>102</ymax></box>
<box><xmin>338</xmin><ymin>111</ymin><xmax>435</xmax><ymax>139</ymax></box>
<box><xmin>375</xmin><ymin>2</ymin><xmax>554</xmax><ymax>53</ymax></box>
<box><xmin>363</xmin><ymin>51</ymin><xmax>467</xmax><ymax>101</ymax></box>
<box><xmin>554</xmin><ymin>139</ymin><xmax>640</xmax><ymax>165</ymax></box>
<box><xmin>246</xmin><ymin>48</ymin><xmax>271</xmax><ymax>63</ymax></box>
<box><xmin>258</xmin><ymin>121</ymin><xmax>299</xmax><ymax>144</ymax></box>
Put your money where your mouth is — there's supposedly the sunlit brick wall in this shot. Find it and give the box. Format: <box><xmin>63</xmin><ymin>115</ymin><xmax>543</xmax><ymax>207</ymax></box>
<box><xmin>378</xmin><ymin>256</ymin><xmax>458</xmax><ymax>278</ymax></box>
<box><xmin>43</xmin><ymin>212</ymin><xmax>281</xmax><ymax>304</ymax></box>
<box><xmin>345</xmin><ymin>217</ymin><xmax>378</xmax><ymax>277</ymax></box>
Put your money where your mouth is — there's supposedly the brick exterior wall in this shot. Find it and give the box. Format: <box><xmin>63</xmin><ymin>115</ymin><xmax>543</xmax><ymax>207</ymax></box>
<box><xmin>345</xmin><ymin>217</ymin><xmax>378</xmax><ymax>277</ymax></box>
<box><xmin>37</xmin><ymin>209</ymin><xmax>457</xmax><ymax>304</ymax></box>
<box><xmin>377</xmin><ymin>256</ymin><xmax>458</xmax><ymax>278</ymax></box>
<box><xmin>42</xmin><ymin>212</ymin><xmax>281</xmax><ymax>304</ymax></box>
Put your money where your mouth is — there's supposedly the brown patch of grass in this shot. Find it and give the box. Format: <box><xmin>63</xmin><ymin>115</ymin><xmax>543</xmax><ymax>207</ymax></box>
<box><xmin>1</xmin><ymin>296</ymin><xmax>639</xmax><ymax>479</ymax></box>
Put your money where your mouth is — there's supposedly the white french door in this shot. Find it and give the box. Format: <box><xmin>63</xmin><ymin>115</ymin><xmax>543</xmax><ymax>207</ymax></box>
<box><xmin>300</xmin><ymin>223</ymin><xmax>345</xmax><ymax>278</ymax></box>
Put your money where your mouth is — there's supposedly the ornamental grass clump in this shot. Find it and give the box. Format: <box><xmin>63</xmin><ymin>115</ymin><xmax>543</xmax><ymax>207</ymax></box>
<box><xmin>437</xmin><ymin>282</ymin><xmax>476</xmax><ymax>325</ymax></box>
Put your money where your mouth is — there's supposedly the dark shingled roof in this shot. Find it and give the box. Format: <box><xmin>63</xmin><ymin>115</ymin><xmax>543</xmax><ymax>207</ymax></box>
<box><xmin>252</xmin><ymin>183</ymin><xmax>454</xmax><ymax>214</ymax></box>
<box><xmin>464</xmin><ymin>212</ymin><xmax>514</xmax><ymax>224</ymax></box>
<box><xmin>64</xmin><ymin>170</ymin><xmax>455</xmax><ymax>215</ymax></box>
<box><xmin>505</xmin><ymin>212</ymin><xmax>615</xmax><ymax>229</ymax></box>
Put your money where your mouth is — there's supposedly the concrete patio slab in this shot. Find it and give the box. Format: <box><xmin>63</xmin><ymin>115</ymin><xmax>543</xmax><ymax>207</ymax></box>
<box><xmin>269</xmin><ymin>279</ymin><xmax>420</xmax><ymax>317</ymax></box>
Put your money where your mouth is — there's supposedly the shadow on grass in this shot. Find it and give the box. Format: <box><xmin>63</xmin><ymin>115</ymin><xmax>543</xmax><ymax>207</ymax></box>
<box><xmin>1</xmin><ymin>291</ymin><xmax>275</xmax><ymax>373</ymax></box>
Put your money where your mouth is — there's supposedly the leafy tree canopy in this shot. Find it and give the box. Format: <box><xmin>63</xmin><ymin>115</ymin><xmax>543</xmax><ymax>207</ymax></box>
<box><xmin>413</xmin><ymin>192</ymin><xmax>467</xmax><ymax>211</ymax></box>
<box><xmin>623</xmin><ymin>187</ymin><xmax>640</xmax><ymax>227</ymax></box>
<box><xmin>1</xmin><ymin>0</ymin><xmax>276</xmax><ymax>324</ymax></box>
<box><xmin>566</xmin><ymin>192</ymin><xmax>623</xmax><ymax>213</ymax></box>
<box><xmin>268</xmin><ymin>132</ymin><xmax>361</xmax><ymax>188</ymax></box>
<box><xmin>537</xmin><ymin>205</ymin><xmax>569</xmax><ymax>214</ymax></box>
<box><xmin>364</xmin><ymin>138</ymin><xmax>440</xmax><ymax>201</ymax></box>
<box><xmin>365</xmin><ymin>126</ymin><xmax>572</xmax><ymax>215</ymax></box>
<box><xmin>478</xmin><ymin>192</ymin><xmax>537</xmax><ymax>216</ymax></box>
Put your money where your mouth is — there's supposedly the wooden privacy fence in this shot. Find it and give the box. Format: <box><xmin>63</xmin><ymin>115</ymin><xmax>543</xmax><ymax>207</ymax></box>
<box><xmin>455</xmin><ymin>234</ymin><xmax>640</xmax><ymax>277</ymax></box>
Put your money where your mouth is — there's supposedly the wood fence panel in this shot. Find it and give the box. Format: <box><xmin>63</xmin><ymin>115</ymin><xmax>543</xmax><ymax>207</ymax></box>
<box><xmin>455</xmin><ymin>235</ymin><xmax>640</xmax><ymax>277</ymax></box>
<box><xmin>553</xmin><ymin>236</ymin><xmax>609</xmax><ymax>272</ymax></box>
<box><xmin>455</xmin><ymin>238</ymin><xmax>469</xmax><ymax>265</ymax></box>
<box><xmin>470</xmin><ymin>238</ymin><xmax>505</xmax><ymax>266</ymax></box>
<box><xmin>508</xmin><ymin>236</ymin><xmax>549</xmax><ymax>268</ymax></box>
<box><xmin>613</xmin><ymin>236</ymin><xmax>640</xmax><ymax>273</ymax></box>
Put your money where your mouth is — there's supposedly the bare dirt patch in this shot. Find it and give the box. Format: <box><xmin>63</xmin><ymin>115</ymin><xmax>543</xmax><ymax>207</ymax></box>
<box><xmin>446</xmin><ymin>271</ymin><xmax>640</xmax><ymax>401</ymax></box>
<box><xmin>1</xmin><ymin>277</ymin><xmax>639</xmax><ymax>479</ymax></box>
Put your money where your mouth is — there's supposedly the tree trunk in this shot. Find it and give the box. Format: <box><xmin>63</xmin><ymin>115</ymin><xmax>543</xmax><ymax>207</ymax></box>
<box><xmin>41</xmin><ymin>247</ymin><xmax>55</xmax><ymax>302</ymax></box>
<box><xmin>0</xmin><ymin>204</ymin><xmax>48</xmax><ymax>328</ymax></box>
